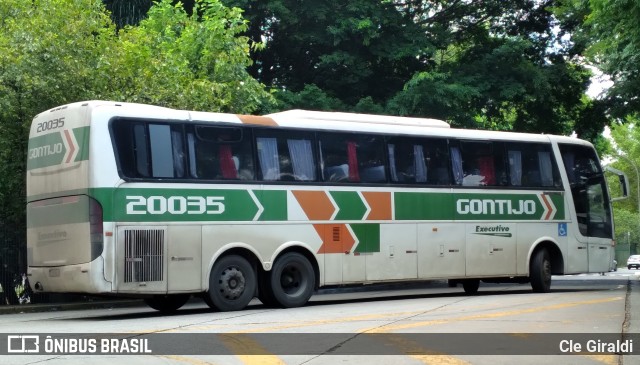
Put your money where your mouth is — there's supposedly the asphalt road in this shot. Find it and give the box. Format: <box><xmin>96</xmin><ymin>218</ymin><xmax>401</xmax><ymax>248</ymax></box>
<box><xmin>2</xmin><ymin>270</ymin><xmax>640</xmax><ymax>365</ymax></box>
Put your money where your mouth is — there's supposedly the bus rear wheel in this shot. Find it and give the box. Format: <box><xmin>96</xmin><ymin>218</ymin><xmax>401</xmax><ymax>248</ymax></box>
<box><xmin>258</xmin><ymin>272</ymin><xmax>279</xmax><ymax>307</ymax></box>
<box><xmin>206</xmin><ymin>255</ymin><xmax>256</xmax><ymax>311</ymax></box>
<box><xmin>530</xmin><ymin>249</ymin><xmax>552</xmax><ymax>293</ymax></box>
<box><xmin>462</xmin><ymin>279</ymin><xmax>480</xmax><ymax>294</ymax></box>
<box><xmin>269</xmin><ymin>252</ymin><xmax>315</xmax><ymax>308</ymax></box>
<box><xmin>144</xmin><ymin>294</ymin><xmax>190</xmax><ymax>313</ymax></box>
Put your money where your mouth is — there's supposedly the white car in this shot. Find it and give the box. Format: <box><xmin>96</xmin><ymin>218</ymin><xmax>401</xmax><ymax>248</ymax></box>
<box><xmin>627</xmin><ymin>255</ymin><xmax>640</xmax><ymax>270</ymax></box>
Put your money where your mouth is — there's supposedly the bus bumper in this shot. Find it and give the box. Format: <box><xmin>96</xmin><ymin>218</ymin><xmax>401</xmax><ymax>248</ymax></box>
<box><xmin>28</xmin><ymin>257</ymin><xmax>112</xmax><ymax>294</ymax></box>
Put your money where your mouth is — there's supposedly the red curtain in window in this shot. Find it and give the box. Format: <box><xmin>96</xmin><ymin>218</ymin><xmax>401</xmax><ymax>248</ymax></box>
<box><xmin>219</xmin><ymin>145</ymin><xmax>238</xmax><ymax>179</ymax></box>
<box><xmin>347</xmin><ymin>141</ymin><xmax>360</xmax><ymax>182</ymax></box>
<box><xmin>477</xmin><ymin>156</ymin><xmax>495</xmax><ymax>185</ymax></box>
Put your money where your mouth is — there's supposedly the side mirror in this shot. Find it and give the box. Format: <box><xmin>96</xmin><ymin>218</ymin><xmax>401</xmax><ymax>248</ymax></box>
<box><xmin>605</xmin><ymin>166</ymin><xmax>630</xmax><ymax>202</ymax></box>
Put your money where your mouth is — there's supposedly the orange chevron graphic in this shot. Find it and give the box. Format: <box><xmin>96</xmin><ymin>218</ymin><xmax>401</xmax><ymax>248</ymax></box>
<box><xmin>315</xmin><ymin>224</ymin><xmax>356</xmax><ymax>254</ymax></box>
<box><xmin>362</xmin><ymin>192</ymin><xmax>392</xmax><ymax>220</ymax></box>
<box><xmin>292</xmin><ymin>190</ymin><xmax>335</xmax><ymax>220</ymax></box>
<box><xmin>540</xmin><ymin>194</ymin><xmax>555</xmax><ymax>220</ymax></box>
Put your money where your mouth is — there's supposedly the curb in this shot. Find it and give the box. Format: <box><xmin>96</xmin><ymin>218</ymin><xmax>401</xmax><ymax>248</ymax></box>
<box><xmin>0</xmin><ymin>299</ymin><xmax>144</xmax><ymax>315</ymax></box>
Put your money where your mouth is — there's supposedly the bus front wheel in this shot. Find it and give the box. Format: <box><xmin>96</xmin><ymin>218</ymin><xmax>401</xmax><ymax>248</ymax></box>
<box><xmin>530</xmin><ymin>249</ymin><xmax>552</xmax><ymax>293</ymax></box>
<box><xmin>269</xmin><ymin>252</ymin><xmax>315</xmax><ymax>308</ymax></box>
<box><xmin>206</xmin><ymin>255</ymin><xmax>256</xmax><ymax>311</ymax></box>
<box><xmin>144</xmin><ymin>294</ymin><xmax>190</xmax><ymax>313</ymax></box>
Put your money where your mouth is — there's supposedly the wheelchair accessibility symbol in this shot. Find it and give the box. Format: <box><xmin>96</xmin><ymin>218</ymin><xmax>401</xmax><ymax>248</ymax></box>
<box><xmin>558</xmin><ymin>223</ymin><xmax>567</xmax><ymax>237</ymax></box>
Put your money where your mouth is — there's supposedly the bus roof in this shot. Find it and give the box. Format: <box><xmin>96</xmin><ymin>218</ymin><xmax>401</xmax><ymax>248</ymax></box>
<box><xmin>266</xmin><ymin>110</ymin><xmax>450</xmax><ymax>129</ymax></box>
<box><xmin>36</xmin><ymin>101</ymin><xmax>591</xmax><ymax>147</ymax></box>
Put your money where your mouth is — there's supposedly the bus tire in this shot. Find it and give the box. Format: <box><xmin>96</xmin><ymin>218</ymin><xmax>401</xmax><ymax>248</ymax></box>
<box><xmin>144</xmin><ymin>294</ymin><xmax>190</xmax><ymax>313</ymax></box>
<box><xmin>258</xmin><ymin>271</ymin><xmax>278</xmax><ymax>307</ymax></box>
<box><xmin>462</xmin><ymin>279</ymin><xmax>480</xmax><ymax>294</ymax></box>
<box><xmin>269</xmin><ymin>252</ymin><xmax>315</xmax><ymax>308</ymax></box>
<box><xmin>530</xmin><ymin>249</ymin><xmax>552</xmax><ymax>293</ymax></box>
<box><xmin>207</xmin><ymin>255</ymin><xmax>256</xmax><ymax>312</ymax></box>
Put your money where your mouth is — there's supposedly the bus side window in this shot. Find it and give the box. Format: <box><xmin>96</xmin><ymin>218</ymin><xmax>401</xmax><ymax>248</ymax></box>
<box><xmin>319</xmin><ymin>134</ymin><xmax>353</xmax><ymax>182</ymax></box>
<box><xmin>358</xmin><ymin>135</ymin><xmax>386</xmax><ymax>183</ymax></box>
<box><xmin>192</xmin><ymin>126</ymin><xmax>255</xmax><ymax>181</ymax></box>
<box><xmin>506</xmin><ymin>142</ymin><xmax>561</xmax><ymax>188</ymax></box>
<box><xmin>319</xmin><ymin>133</ymin><xmax>386</xmax><ymax>183</ymax></box>
<box><xmin>255</xmin><ymin>130</ymin><xmax>317</xmax><ymax>182</ymax></box>
<box><xmin>132</xmin><ymin>124</ymin><xmax>150</xmax><ymax>178</ymax></box>
<box><xmin>112</xmin><ymin>120</ymin><xmax>186</xmax><ymax>179</ymax></box>
<box><xmin>148</xmin><ymin>124</ymin><xmax>185</xmax><ymax>178</ymax></box>
<box><xmin>457</xmin><ymin>141</ymin><xmax>506</xmax><ymax>187</ymax></box>
<box><xmin>388</xmin><ymin>137</ymin><xmax>450</xmax><ymax>185</ymax></box>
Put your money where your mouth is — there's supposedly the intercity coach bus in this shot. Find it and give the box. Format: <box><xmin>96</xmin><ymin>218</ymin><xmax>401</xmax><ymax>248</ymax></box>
<box><xmin>26</xmin><ymin>101</ymin><xmax>627</xmax><ymax>312</ymax></box>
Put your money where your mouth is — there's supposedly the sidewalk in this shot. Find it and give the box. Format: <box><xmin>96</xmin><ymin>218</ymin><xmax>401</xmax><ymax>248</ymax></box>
<box><xmin>0</xmin><ymin>299</ymin><xmax>143</xmax><ymax>315</ymax></box>
<box><xmin>0</xmin><ymin>281</ymin><xmax>447</xmax><ymax>315</ymax></box>
<box><xmin>10</xmin><ymin>277</ymin><xmax>632</xmax><ymax>316</ymax></box>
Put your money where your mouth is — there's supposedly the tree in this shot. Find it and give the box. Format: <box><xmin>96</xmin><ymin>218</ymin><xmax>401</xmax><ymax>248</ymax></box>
<box><xmin>97</xmin><ymin>0</ymin><xmax>271</xmax><ymax>112</ymax></box>
<box><xmin>221</xmin><ymin>0</ymin><xmax>595</xmax><ymax>136</ymax></box>
<box><xmin>389</xmin><ymin>1</ymin><xmax>593</xmax><ymax>134</ymax></box>
<box><xmin>604</xmin><ymin>117</ymin><xmax>640</xmax><ymax>255</ymax></box>
<box><xmin>555</xmin><ymin>0</ymin><xmax>640</xmax><ymax>119</ymax></box>
<box><xmin>223</xmin><ymin>0</ymin><xmax>431</xmax><ymax>107</ymax></box>
<box><xmin>0</xmin><ymin>0</ymin><xmax>270</xmax><ymax>228</ymax></box>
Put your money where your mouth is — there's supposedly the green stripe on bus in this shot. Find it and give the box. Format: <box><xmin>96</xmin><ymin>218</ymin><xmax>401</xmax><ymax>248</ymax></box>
<box><xmin>351</xmin><ymin>223</ymin><xmax>380</xmax><ymax>253</ymax></box>
<box><xmin>331</xmin><ymin>191</ymin><xmax>367</xmax><ymax>220</ymax></box>
<box><xmin>256</xmin><ymin>190</ymin><xmax>287</xmax><ymax>221</ymax></box>
<box><xmin>395</xmin><ymin>192</ymin><xmax>565</xmax><ymax>221</ymax></box>
<box><xmin>88</xmin><ymin>188</ymin><xmax>565</xmax><ymax>223</ymax></box>
<box><xmin>394</xmin><ymin>192</ymin><xmax>455</xmax><ymax>220</ymax></box>
<box><xmin>91</xmin><ymin>187</ymin><xmax>285</xmax><ymax>222</ymax></box>
<box><xmin>73</xmin><ymin>126</ymin><xmax>90</xmax><ymax>162</ymax></box>
<box><xmin>27</xmin><ymin>132</ymin><xmax>64</xmax><ymax>170</ymax></box>
<box><xmin>27</xmin><ymin>127</ymin><xmax>90</xmax><ymax>170</ymax></box>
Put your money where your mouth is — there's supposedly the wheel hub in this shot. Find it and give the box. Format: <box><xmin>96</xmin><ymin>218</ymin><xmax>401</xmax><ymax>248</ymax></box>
<box><xmin>219</xmin><ymin>267</ymin><xmax>245</xmax><ymax>299</ymax></box>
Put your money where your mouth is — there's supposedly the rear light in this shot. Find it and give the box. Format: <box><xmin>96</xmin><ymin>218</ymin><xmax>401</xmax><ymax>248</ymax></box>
<box><xmin>89</xmin><ymin>197</ymin><xmax>104</xmax><ymax>260</ymax></box>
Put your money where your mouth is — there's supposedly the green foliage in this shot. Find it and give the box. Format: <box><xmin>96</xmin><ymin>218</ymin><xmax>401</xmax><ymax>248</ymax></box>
<box><xmin>613</xmin><ymin>208</ymin><xmax>640</xmax><ymax>255</ymax></box>
<box><xmin>0</xmin><ymin>0</ymin><xmax>114</xmax><ymax>225</ymax></box>
<box><xmin>222</xmin><ymin>0</ymin><xmax>431</xmax><ymax>105</ymax></box>
<box><xmin>0</xmin><ymin>0</ymin><xmax>271</xmax><ymax>225</ymax></box>
<box><xmin>555</xmin><ymin>0</ymin><xmax>640</xmax><ymax>118</ymax></box>
<box><xmin>218</xmin><ymin>0</ymin><xmax>594</xmax><ymax>136</ymax></box>
<box><xmin>98</xmin><ymin>0</ymin><xmax>271</xmax><ymax>112</ymax></box>
<box><xmin>271</xmin><ymin>84</ymin><xmax>346</xmax><ymax>112</ymax></box>
<box><xmin>605</xmin><ymin>116</ymin><xmax>640</xmax><ymax>249</ymax></box>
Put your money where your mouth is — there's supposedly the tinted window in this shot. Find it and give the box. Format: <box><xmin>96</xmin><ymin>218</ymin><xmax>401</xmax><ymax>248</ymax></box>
<box><xmin>560</xmin><ymin>144</ymin><xmax>612</xmax><ymax>238</ymax></box>
<box><xmin>319</xmin><ymin>133</ymin><xmax>386</xmax><ymax>183</ymax></box>
<box><xmin>450</xmin><ymin>141</ymin><xmax>507</xmax><ymax>187</ymax></box>
<box><xmin>255</xmin><ymin>129</ymin><xmax>317</xmax><ymax>181</ymax></box>
<box><xmin>387</xmin><ymin>137</ymin><xmax>450</xmax><ymax>185</ymax></box>
<box><xmin>505</xmin><ymin>142</ymin><xmax>561</xmax><ymax>188</ymax></box>
<box><xmin>112</xmin><ymin>120</ymin><xmax>185</xmax><ymax>179</ymax></box>
<box><xmin>188</xmin><ymin>126</ymin><xmax>254</xmax><ymax>180</ymax></box>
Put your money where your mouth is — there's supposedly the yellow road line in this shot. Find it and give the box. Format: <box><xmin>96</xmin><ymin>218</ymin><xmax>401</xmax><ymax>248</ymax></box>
<box><xmin>363</xmin><ymin>296</ymin><xmax>622</xmax><ymax>365</ymax></box>
<box><xmin>383</xmin><ymin>333</ymin><xmax>471</xmax><ymax>365</ymax></box>
<box><xmin>366</xmin><ymin>296</ymin><xmax>623</xmax><ymax>332</ymax></box>
<box><xmin>217</xmin><ymin>334</ymin><xmax>286</xmax><ymax>365</ymax></box>
<box><xmin>583</xmin><ymin>354</ymin><xmax>618</xmax><ymax>365</ymax></box>
<box><xmin>158</xmin><ymin>355</ymin><xmax>217</xmax><ymax>365</ymax></box>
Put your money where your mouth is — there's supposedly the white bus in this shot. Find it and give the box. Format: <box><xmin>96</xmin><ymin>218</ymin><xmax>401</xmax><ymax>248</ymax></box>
<box><xmin>26</xmin><ymin>101</ymin><xmax>627</xmax><ymax>312</ymax></box>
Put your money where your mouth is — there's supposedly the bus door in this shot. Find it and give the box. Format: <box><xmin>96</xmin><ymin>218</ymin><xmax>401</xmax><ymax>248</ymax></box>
<box><xmin>559</xmin><ymin>144</ymin><xmax>614</xmax><ymax>273</ymax></box>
